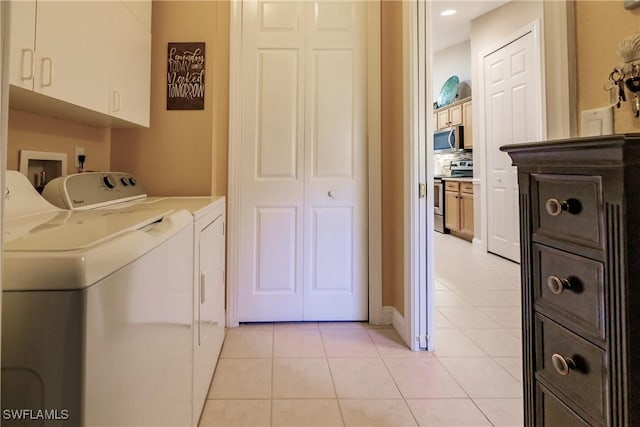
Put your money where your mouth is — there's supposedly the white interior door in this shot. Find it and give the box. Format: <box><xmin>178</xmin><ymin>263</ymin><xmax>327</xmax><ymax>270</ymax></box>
<box><xmin>484</xmin><ymin>28</ymin><xmax>542</xmax><ymax>263</ymax></box>
<box><xmin>238</xmin><ymin>0</ymin><xmax>368</xmax><ymax>322</ymax></box>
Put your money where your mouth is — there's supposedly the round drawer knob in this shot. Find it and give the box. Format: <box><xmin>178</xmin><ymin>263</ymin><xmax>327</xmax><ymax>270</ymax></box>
<box><xmin>547</xmin><ymin>275</ymin><xmax>571</xmax><ymax>295</ymax></box>
<box><xmin>551</xmin><ymin>353</ymin><xmax>575</xmax><ymax>376</ymax></box>
<box><xmin>545</xmin><ymin>198</ymin><xmax>569</xmax><ymax>216</ymax></box>
<box><xmin>328</xmin><ymin>190</ymin><xmax>335</xmax><ymax>198</ymax></box>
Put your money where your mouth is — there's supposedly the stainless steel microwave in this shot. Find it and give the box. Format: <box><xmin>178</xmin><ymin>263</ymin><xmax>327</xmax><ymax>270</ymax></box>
<box><xmin>434</xmin><ymin>125</ymin><xmax>464</xmax><ymax>152</ymax></box>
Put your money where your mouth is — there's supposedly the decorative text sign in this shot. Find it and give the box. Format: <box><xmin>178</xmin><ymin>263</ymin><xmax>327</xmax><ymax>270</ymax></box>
<box><xmin>167</xmin><ymin>42</ymin><xmax>205</xmax><ymax>110</ymax></box>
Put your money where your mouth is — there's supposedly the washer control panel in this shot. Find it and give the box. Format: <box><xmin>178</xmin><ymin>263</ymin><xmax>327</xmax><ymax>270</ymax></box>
<box><xmin>42</xmin><ymin>172</ymin><xmax>147</xmax><ymax>210</ymax></box>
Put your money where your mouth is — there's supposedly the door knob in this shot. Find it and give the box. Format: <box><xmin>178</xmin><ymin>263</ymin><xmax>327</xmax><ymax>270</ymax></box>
<box><xmin>328</xmin><ymin>190</ymin><xmax>335</xmax><ymax>198</ymax></box>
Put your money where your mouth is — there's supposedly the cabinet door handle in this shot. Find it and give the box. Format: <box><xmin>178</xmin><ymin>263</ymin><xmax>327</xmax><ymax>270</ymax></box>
<box><xmin>20</xmin><ymin>49</ymin><xmax>34</xmax><ymax>81</ymax></box>
<box><xmin>112</xmin><ymin>91</ymin><xmax>121</xmax><ymax>113</ymax></box>
<box><xmin>40</xmin><ymin>57</ymin><xmax>53</xmax><ymax>87</ymax></box>
<box><xmin>547</xmin><ymin>275</ymin><xmax>571</xmax><ymax>295</ymax></box>
<box><xmin>200</xmin><ymin>270</ymin><xmax>207</xmax><ymax>305</ymax></box>
<box><xmin>551</xmin><ymin>353</ymin><xmax>575</xmax><ymax>376</ymax></box>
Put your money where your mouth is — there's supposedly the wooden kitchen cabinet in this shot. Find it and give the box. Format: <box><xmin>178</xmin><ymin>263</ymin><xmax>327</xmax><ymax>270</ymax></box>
<box><xmin>436</xmin><ymin>103</ymin><xmax>462</xmax><ymax>129</ymax></box>
<box><xmin>8</xmin><ymin>0</ymin><xmax>151</xmax><ymax>127</ymax></box>
<box><xmin>503</xmin><ymin>134</ymin><xmax>640</xmax><ymax>426</ymax></box>
<box><xmin>444</xmin><ymin>180</ymin><xmax>474</xmax><ymax>241</ymax></box>
<box><xmin>462</xmin><ymin>100</ymin><xmax>473</xmax><ymax>148</ymax></box>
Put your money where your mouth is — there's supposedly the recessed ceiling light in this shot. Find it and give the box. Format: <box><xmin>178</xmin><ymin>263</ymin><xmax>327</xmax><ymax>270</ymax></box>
<box><xmin>441</xmin><ymin>9</ymin><xmax>457</xmax><ymax>16</ymax></box>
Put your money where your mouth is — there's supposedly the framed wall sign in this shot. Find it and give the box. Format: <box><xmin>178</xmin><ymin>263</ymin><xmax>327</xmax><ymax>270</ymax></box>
<box><xmin>167</xmin><ymin>42</ymin><xmax>205</xmax><ymax>110</ymax></box>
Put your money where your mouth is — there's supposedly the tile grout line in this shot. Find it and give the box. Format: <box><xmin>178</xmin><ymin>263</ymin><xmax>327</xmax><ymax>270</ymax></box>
<box><xmin>319</xmin><ymin>325</ymin><xmax>347</xmax><ymax>427</ymax></box>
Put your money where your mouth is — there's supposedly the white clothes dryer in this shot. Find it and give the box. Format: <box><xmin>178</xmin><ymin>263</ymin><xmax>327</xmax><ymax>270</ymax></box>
<box><xmin>43</xmin><ymin>171</ymin><xmax>226</xmax><ymax>426</ymax></box>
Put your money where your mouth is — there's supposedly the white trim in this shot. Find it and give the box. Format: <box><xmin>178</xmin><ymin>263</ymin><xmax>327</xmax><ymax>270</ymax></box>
<box><xmin>367</xmin><ymin>2</ymin><xmax>383</xmax><ymax>326</ymax></box>
<box><xmin>402</xmin><ymin>0</ymin><xmax>422</xmax><ymax>351</ymax></box>
<box><xmin>382</xmin><ymin>306</ymin><xmax>406</xmax><ymax>342</ymax></box>
<box><xmin>477</xmin><ymin>19</ymin><xmax>545</xmax><ymax>257</ymax></box>
<box><xmin>226</xmin><ymin>0</ymin><xmax>243</xmax><ymax>327</ymax></box>
<box><xmin>226</xmin><ymin>0</ymin><xmax>382</xmax><ymax>327</ymax></box>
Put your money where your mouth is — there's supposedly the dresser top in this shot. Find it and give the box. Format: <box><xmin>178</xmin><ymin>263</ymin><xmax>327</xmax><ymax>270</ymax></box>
<box><xmin>500</xmin><ymin>133</ymin><xmax>640</xmax><ymax>167</ymax></box>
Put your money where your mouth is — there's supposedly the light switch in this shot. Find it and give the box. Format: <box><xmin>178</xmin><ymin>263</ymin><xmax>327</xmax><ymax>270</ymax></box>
<box><xmin>580</xmin><ymin>106</ymin><xmax>613</xmax><ymax>137</ymax></box>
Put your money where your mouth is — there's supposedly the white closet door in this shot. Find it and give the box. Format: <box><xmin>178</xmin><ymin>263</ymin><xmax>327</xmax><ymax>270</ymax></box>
<box><xmin>485</xmin><ymin>30</ymin><xmax>542</xmax><ymax>263</ymax></box>
<box><xmin>238</xmin><ymin>0</ymin><xmax>368</xmax><ymax>322</ymax></box>
<box><xmin>303</xmin><ymin>1</ymin><xmax>367</xmax><ymax>320</ymax></box>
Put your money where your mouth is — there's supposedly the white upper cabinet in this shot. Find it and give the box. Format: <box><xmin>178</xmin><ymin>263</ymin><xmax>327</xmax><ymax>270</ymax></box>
<box><xmin>8</xmin><ymin>0</ymin><xmax>152</xmax><ymax>128</ymax></box>
<box><xmin>35</xmin><ymin>1</ymin><xmax>112</xmax><ymax>114</ymax></box>
<box><xmin>109</xmin><ymin>2</ymin><xmax>151</xmax><ymax>127</ymax></box>
<box><xmin>9</xmin><ymin>1</ymin><xmax>36</xmax><ymax>90</ymax></box>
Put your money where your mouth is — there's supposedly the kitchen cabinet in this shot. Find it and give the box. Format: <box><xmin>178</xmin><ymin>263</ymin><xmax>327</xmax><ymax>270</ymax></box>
<box><xmin>444</xmin><ymin>180</ymin><xmax>474</xmax><ymax>241</ymax></box>
<box><xmin>503</xmin><ymin>134</ymin><xmax>640</xmax><ymax>426</ymax></box>
<box><xmin>462</xmin><ymin>100</ymin><xmax>473</xmax><ymax>148</ymax></box>
<box><xmin>8</xmin><ymin>0</ymin><xmax>151</xmax><ymax>128</ymax></box>
<box><xmin>436</xmin><ymin>103</ymin><xmax>462</xmax><ymax>129</ymax></box>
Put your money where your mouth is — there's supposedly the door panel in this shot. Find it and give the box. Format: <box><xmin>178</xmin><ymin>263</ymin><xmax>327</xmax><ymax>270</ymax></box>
<box><xmin>257</xmin><ymin>50</ymin><xmax>299</xmax><ymax>179</ymax></box>
<box><xmin>255</xmin><ymin>207</ymin><xmax>297</xmax><ymax>293</ymax></box>
<box><xmin>485</xmin><ymin>30</ymin><xmax>541</xmax><ymax>262</ymax></box>
<box><xmin>311</xmin><ymin>207</ymin><xmax>353</xmax><ymax>291</ymax></box>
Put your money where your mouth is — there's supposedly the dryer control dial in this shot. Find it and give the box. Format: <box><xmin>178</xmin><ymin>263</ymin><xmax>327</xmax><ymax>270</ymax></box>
<box><xmin>103</xmin><ymin>175</ymin><xmax>116</xmax><ymax>189</ymax></box>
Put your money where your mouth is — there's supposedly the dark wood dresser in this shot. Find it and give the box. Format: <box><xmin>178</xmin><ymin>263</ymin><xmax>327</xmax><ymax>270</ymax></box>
<box><xmin>501</xmin><ymin>134</ymin><xmax>640</xmax><ymax>426</ymax></box>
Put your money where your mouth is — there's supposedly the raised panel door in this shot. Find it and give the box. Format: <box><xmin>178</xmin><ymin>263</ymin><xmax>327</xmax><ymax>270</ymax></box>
<box><xmin>437</xmin><ymin>109</ymin><xmax>449</xmax><ymax>129</ymax></box>
<box><xmin>238</xmin><ymin>0</ymin><xmax>368</xmax><ymax>321</ymax></box>
<box><xmin>449</xmin><ymin>103</ymin><xmax>462</xmax><ymax>126</ymax></box>
<box><xmin>460</xmin><ymin>191</ymin><xmax>474</xmax><ymax>238</ymax></box>
<box><xmin>463</xmin><ymin>100</ymin><xmax>473</xmax><ymax>148</ymax></box>
<box><xmin>445</xmin><ymin>190</ymin><xmax>460</xmax><ymax>231</ymax></box>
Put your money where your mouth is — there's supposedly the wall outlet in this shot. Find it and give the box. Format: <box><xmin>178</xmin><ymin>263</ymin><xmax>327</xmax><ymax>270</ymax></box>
<box><xmin>74</xmin><ymin>146</ymin><xmax>85</xmax><ymax>168</ymax></box>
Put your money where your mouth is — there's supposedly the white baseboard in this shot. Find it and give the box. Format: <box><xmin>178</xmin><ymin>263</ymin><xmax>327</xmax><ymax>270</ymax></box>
<box><xmin>382</xmin><ymin>306</ymin><xmax>409</xmax><ymax>346</ymax></box>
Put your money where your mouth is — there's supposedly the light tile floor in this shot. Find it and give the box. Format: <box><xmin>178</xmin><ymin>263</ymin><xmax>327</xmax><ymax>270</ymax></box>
<box><xmin>200</xmin><ymin>233</ymin><xmax>523</xmax><ymax>426</ymax></box>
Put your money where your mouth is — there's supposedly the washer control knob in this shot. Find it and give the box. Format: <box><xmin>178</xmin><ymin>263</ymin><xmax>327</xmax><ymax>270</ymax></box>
<box><xmin>128</xmin><ymin>177</ymin><xmax>137</xmax><ymax>186</ymax></box>
<box><xmin>120</xmin><ymin>177</ymin><xmax>129</xmax><ymax>186</ymax></box>
<box><xmin>103</xmin><ymin>175</ymin><xmax>116</xmax><ymax>189</ymax></box>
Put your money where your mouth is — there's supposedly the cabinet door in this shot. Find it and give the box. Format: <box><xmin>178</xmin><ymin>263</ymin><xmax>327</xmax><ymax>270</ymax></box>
<box><xmin>462</xmin><ymin>101</ymin><xmax>473</xmax><ymax>149</ymax></box>
<box><xmin>109</xmin><ymin>2</ymin><xmax>151</xmax><ymax>127</ymax></box>
<box><xmin>449</xmin><ymin>103</ymin><xmax>463</xmax><ymax>126</ymax></box>
<box><xmin>35</xmin><ymin>1</ymin><xmax>111</xmax><ymax>113</ymax></box>
<box><xmin>445</xmin><ymin>190</ymin><xmax>460</xmax><ymax>231</ymax></box>
<box><xmin>9</xmin><ymin>0</ymin><xmax>36</xmax><ymax>90</ymax></box>
<box><xmin>460</xmin><ymin>192</ymin><xmax>474</xmax><ymax>237</ymax></box>
<box><xmin>437</xmin><ymin>109</ymin><xmax>450</xmax><ymax>129</ymax></box>
<box><xmin>193</xmin><ymin>215</ymin><xmax>226</xmax><ymax>422</ymax></box>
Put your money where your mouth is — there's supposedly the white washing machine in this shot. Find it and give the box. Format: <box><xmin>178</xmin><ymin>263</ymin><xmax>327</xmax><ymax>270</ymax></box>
<box><xmin>43</xmin><ymin>171</ymin><xmax>226</xmax><ymax>426</ymax></box>
<box><xmin>2</xmin><ymin>171</ymin><xmax>194</xmax><ymax>426</ymax></box>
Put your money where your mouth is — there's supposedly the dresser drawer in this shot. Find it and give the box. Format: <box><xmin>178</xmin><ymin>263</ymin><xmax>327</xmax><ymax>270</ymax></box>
<box><xmin>536</xmin><ymin>383</ymin><xmax>592</xmax><ymax>427</ymax></box>
<box><xmin>533</xmin><ymin>174</ymin><xmax>604</xmax><ymax>251</ymax></box>
<box><xmin>535</xmin><ymin>314</ymin><xmax>607</xmax><ymax>424</ymax></box>
<box><xmin>533</xmin><ymin>244</ymin><xmax>605</xmax><ymax>343</ymax></box>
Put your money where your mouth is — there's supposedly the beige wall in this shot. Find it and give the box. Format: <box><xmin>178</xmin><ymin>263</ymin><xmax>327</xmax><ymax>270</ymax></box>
<box><xmin>7</xmin><ymin>109</ymin><xmax>111</xmax><ymax>174</ymax></box>
<box><xmin>380</xmin><ymin>0</ymin><xmax>404</xmax><ymax>315</ymax></box>
<box><xmin>110</xmin><ymin>1</ymin><xmax>229</xmax><ymax>197</ymax></box>
<box><xmin>575</xmin><ymin>1</ymin><xmax>640</xmax><ymax>133</ymax></box>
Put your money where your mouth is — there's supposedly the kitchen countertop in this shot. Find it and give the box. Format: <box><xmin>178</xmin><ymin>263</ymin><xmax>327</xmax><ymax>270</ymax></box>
<box><xmin>439</xmin><ymin>176</ymin><xmax>474</xmax><ymax>182</ymax></box>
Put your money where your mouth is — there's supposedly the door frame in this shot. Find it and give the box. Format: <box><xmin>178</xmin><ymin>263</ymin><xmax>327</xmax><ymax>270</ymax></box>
<box><xmin>226</xmin><ymin>0</ymin><xmax>382</xmax><ymax>327</ymax></box>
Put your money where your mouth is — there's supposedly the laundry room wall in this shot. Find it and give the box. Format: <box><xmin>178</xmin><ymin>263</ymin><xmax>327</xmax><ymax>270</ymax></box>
<box><xmin>575</xmin><ymin>1</ymin><xmax>640</xmax><ymax>133</ymax></box>
<box><xmin>110</xmin><ymin>1</ymin><xmax>229</xmax><ymax>197</ymax></box>
<box><xmin>380</xmin><ymin>0</ymin><xmax>405</xmax><ymax>316</ymax></box>
<box><xmin>6</xmin><ymin>109</ymin><xmax>111</xmax><ymax>175</ymax></box>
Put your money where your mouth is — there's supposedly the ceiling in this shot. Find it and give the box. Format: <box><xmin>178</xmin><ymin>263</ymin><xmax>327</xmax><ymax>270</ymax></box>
<box><xmin>430</xmin><ymin>1</ymin><xmax>509</xmax><ymax>52</ymax></box>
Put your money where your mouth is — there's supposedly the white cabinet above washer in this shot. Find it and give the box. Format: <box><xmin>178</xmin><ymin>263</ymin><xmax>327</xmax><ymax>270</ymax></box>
<box><xmin>8</xmin><ymin>0</ymin><xmax>151</xmax><ymax>128</ymax></box>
